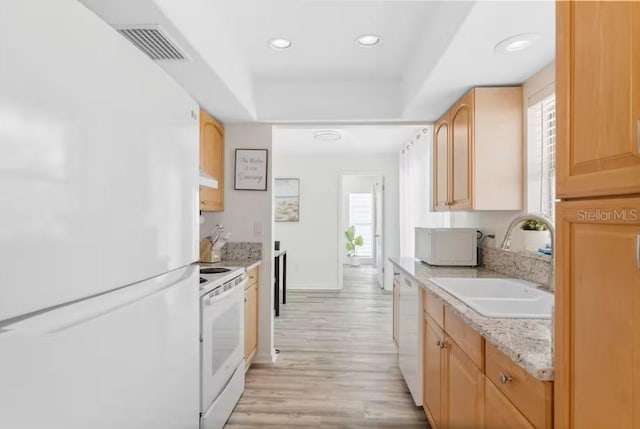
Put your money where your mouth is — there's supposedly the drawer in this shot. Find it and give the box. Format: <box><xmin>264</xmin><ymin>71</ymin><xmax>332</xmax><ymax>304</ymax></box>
<box><xmin>443</xmin><ymin>307</ymin><xmax>484</xmax><ymax>370</ymax></box>
<box><xmin>423</xmin><ymin>289</ymin><xmax>444</xmax><ymax>328</ymax></box>
<box><xmin>246</xmin><ymin>266</ymin><xmax>259</xmax><ymax>288</ymax></box>
<box><xmin>485</xmin><ymin>342</ymin><xmax>553</xmax><ymax>429</ymax></box>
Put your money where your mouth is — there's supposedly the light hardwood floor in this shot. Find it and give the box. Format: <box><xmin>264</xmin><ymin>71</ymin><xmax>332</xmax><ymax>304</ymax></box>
<box><xmin>225</xmin><ymin>265</ymin><xmax>429</xmax><ymax>428</ymax></box>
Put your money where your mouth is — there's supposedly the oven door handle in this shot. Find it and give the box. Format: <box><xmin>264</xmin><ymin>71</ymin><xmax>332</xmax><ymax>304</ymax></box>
<box><xmin>204</xmin><ymin>277</ymin><xmax>248</xmax><ymax>306</ymax></box>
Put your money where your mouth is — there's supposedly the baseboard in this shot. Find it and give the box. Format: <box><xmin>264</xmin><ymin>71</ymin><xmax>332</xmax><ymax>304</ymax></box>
<box><xmin>253</xmin><ymin>349</ymin><xmax>278</xmax><ymax>365</ymax></box>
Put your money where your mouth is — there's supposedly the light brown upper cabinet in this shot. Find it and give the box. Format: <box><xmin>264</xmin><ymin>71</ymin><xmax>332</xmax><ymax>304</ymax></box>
<box><xmin>200</xmin><ymin>109</ymin><xmax>224</xmax><ymax>212</ymax></box>
<box><xmin>556</xmin><ymin>1</ymin><xmax>640</xmax><ymax>199</ymax></box>
<box><xmin>433</xmin><ymin>87</ymin><xmax>523</xmax><ymax>212</ymax></box>
<box><xmin>434</xmin><ymin>118</ymin><xmax>450</xmax><ymax>211</ymax></box>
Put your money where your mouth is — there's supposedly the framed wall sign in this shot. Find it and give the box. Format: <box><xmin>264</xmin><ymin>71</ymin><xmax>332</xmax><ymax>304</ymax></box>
<box><xmin>234</xmin><ymin>149</ymin><xmax>268</xmax><ymax>191</ymax></box>
<box><xmin>274</xmin><ymin>178</ymin><xmax>300</xmax><ymax>222</ymax></box>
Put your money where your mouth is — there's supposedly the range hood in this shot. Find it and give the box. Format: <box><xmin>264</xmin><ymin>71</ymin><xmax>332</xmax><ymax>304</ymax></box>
<box><xmin>199</xmin><ymin>171</ymin><xmax>218</xmax><ymax>189</ymax></box>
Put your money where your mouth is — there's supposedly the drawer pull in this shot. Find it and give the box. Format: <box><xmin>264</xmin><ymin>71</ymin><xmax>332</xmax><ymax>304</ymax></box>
<box><xmin>499</xmin><ymin>372</ymin><xmax>513</xmax><ymax>384</ymax></box>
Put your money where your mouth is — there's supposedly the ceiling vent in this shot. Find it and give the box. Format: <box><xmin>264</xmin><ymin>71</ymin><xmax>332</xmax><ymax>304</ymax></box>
<box><xmin>114</xmin><ymin>25</ymin><xmax>189</xmax><ymax>61</ymax></box>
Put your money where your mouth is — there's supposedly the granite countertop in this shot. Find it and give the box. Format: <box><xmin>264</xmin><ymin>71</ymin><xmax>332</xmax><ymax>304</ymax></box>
<box><xmin>390</xmin><ymin>257</ymin><xmax>553</xmax><ymax>381</ymax></box>
<box><xmin>202</xmin><ymin>259</ymin><xmax>262</xmax><ymax>271</ymax></box>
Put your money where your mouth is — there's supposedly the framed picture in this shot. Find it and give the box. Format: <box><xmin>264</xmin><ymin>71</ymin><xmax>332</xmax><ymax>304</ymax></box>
<box><xmin>274</xmin><ymin>178</ymin><xmax>300</xmax><ymax>222</ymax></box>
<box><xmin>234</xmin><ymin>149</ymin><xmax>268</xmax><ymax>191</ymax></box>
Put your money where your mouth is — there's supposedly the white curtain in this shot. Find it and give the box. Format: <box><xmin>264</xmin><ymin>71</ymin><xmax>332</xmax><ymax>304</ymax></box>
<box><xmin>399</xmin><ymin>128</ymin><xmax>449</xmax><ymax>257</ymax></box>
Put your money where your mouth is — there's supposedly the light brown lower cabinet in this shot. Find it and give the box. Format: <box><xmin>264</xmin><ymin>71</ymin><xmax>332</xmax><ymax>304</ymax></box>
<box><xmin>423</xmin><ymin>314</ymin><xmax>445</xmax><ymax>428</ymax></box>
<box><xmin>485</xmin><ymin>378</ymin><xmax>535</xmax><ymax>429</ymax></box>
<box><xmin>421</xmin><ymin>288</ymin><xmax>553</xmax><ymax>429</ymax></box>
<box><xmin>423</xmin><ymin>312</ymin><xmax>484</xmax><ymax>429</ymax></box>
<box><xmin>448</xmin><ymin>339</ymin><xmax>485</xmax><ymax>428</ymax></box>
<box><xmin>244</xmin><ymin>267</ymin><xmax>259</xmax><ymax>369</ymax></box>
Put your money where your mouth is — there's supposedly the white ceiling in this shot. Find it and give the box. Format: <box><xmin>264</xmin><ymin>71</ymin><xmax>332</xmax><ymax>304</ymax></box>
<box><xmin>81</xmin><ymin>0</ymin><xmax>555</xmax><ymax>124</ymax></box>
<box><xmin>273</xmin><ymin>124</ymin><xmax>427</xmax><ymax>154</ymax></box>
<box><xmin>229</xmin><ymin>1</ymin><xmax>440</xmax><ymax>80</ymax></box>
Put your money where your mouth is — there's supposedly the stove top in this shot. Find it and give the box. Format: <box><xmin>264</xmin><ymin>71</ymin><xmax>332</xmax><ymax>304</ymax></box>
<box><xmin>200</xmin><ymin>267</ymin><xmax>231</xmax><ymax>275</ymax></box>
<box><xmin>199</xmin><ymin>264</ymin><xmax>245</xmax><ymax>295</ymax></box>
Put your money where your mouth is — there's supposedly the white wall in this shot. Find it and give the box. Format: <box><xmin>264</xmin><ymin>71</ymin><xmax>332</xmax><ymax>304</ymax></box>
<box><xmin>448</xmin><ymin>62</ymin><xmax>556</xmax><ymax>251</ymax></box>
<box><xmin>341</xmin><ymin>175</ymin><xmax>378</xmax><ymax>265</ymax></box>
<box><xmin>201</xmin><ymin>123</ymin><xmax>276</xmax><ymax>364</ymax></box>
<box><xmin>272</xmin><ymin>152</ymin><xmax>399</xmax><ymax>291</ymax></box>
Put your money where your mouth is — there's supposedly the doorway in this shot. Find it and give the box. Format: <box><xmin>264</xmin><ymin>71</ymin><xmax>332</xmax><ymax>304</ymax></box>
<box><xmin>338</xmin><ymin>173</ymin><xmax>385</xmax><ymax>290</ymax></box>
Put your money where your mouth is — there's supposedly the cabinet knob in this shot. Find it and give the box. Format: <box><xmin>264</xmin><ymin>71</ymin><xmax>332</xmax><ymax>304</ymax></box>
<box><xmin>499</xmin><ymin>372</ymin><xmax>513</xmax><ymax>384</ymax></box>
<box><xmin>436</xmin><ymin>340</ymin><xmax>446</xmax><ymax>349</ymax></box>
<box><xmin>201</xmin><ymin>200</ymin><xmax>207</xmax><ymax>205</ymax></box>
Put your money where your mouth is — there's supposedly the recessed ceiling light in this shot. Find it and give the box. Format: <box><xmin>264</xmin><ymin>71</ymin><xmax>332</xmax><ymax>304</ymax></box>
<box><xmin>356</xmin><ymin>34</ymin><xmax>381</xmax><ymax>47</ymax></box>
<box><xmin>313</xmin><ymin>130</ymin><xmax>342</xmax><ymax>141</ymax></box>
<box><xmin>268</xmin><ymin>38</ymin><xmax>292</xmax><ymax>51</ymax></box>
<box><xmin>494</xmin><ymin>33</ymin><xmax>540</xmax><ymax>54</ymax></box>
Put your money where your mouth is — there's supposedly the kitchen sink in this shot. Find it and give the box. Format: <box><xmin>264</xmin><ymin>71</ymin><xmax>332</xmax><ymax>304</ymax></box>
<box><xmin>428</xmin><ymin>277</ymin><xmax>553</xmax><ymax>319</ymax></box>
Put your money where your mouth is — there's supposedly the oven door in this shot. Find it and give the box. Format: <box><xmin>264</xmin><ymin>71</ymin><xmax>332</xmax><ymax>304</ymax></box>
<box><xmin>200</xmin><ymin>279</ymin><xmax>246</xmax><ymax>411</ymax></box>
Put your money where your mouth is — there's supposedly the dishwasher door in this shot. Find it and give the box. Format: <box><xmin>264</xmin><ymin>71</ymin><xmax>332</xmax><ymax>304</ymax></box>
<box><xmin>398</xmin><ymin>273</ymin><xmax>423</xmax><ymax>406</ymax></box>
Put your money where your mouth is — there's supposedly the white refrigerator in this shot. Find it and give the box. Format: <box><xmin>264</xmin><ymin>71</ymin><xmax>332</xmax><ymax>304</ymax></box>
<box><xmin>0</xmin><ymin>1</ymin><xmax>201</xmax><ymax>428</ymax></box>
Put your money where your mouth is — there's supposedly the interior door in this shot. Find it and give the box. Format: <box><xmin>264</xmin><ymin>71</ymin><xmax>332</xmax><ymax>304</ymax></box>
<box><xmin>374</xmin><ymin>180</ymin><xmax>385</xmax><ymax>289</ymax></box>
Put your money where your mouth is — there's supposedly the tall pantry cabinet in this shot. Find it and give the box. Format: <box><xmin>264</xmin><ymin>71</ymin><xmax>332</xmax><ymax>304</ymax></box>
<box><xmin>555</xmin><ymin>2</ymin><xmax>640</xmax><ymax>428</ymax></box>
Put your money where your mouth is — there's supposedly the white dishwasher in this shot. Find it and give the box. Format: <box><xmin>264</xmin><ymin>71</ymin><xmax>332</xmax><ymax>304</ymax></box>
<box><xmin>398</xmin><ymin>272</ymin><xmax>423</xmax><ymax>406</ymax></box>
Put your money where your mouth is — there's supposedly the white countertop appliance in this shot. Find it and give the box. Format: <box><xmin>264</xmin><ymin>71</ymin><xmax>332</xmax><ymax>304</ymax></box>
<box><xmin>0</xmin><ymin>2</ymin><xmax>200</xmax><ymax>428</ymax></box>
<box><xmin>198</xmin><ymin>266</ymin><xmax>247</xmax><ymax>429</ymax></box>
<box><xmin>415</xmin><ymin>227</ymin><xmax>478</xmax><ymax>266</ymax></box>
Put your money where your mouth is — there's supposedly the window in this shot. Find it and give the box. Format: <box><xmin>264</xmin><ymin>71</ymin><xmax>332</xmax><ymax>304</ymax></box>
<box><xmin>348</xmin><ymin>192</ymin><xmax>373</xmax><ymax>258</ymax></box>
<box><xmin>527</xmin><ymin>92</ymin><xmax>556</xmax><ymax>220</ymax></box>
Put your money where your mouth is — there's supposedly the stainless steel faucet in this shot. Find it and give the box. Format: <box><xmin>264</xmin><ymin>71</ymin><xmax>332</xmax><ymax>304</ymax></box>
<box><xmin>500</xmin><ymin>214</ymin><xmax>555</xmax><ymax>291</ymax></box>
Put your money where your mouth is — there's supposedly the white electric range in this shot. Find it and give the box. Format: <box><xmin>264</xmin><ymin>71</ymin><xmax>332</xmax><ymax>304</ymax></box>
<box><xmin>198</xmin><ymin>265</ymin><xmax>246</xmax><ymax>429</ymax></box>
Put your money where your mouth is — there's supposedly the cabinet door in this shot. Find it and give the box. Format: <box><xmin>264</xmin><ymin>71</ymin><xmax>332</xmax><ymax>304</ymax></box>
<box><xmin>450</xmin><ymin>92</ymin><xmax>473</xmax><ymax>210</ymax></box>
<box><xmin>557</xmin><ymin>1</ymin><xmax>640</xmax><ymax>198</ymax></box>
<box><xmin>485</xmin><ymin>379</ymin><xmax>534</xmax><ymax>429</ymax></box>
<box><xmin>392</xmin><ymin>279</ymin><xmax>400</xmax><ymax>349</ymax></box>
<box><xmin>244</xmin><ymin>282</ymin><xmax>258</xmax><ymax>365</ymax></box>
<box><xmin>555</xmin><ymin>198</ymin><xmax>640</xmax><ymax>428</ymax></box>
<box><xmin>433</xmin><ymin>117</ymin><xmax>450</xmax><ymax>211</ymax></box>
<box><xmin>447</xmin><ymin>336</ymin><xmax>484</xmax><ymax>429</ymax></box>
<box><xmin>423</xmin><ymin>314</ymin><xmax>444</xmax><ymax>428</ymax></box>
<box><xmin>200</xmin><ymin>109</ymin><xmax>225</xmax><ymax>211</ymax></box>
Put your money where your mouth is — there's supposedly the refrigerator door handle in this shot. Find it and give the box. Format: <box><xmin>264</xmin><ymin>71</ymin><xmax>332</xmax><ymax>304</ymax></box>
<box><xmin>4</xmin><ymin>265</ymin><xmax>196</xmax><ymax>335</ymax></box>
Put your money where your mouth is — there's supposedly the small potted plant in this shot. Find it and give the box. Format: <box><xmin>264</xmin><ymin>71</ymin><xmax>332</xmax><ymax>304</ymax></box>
<box><xmin>521</xmin><ymin>219</ymin><xmax>550</xmax><ymax>252</ymax></box>
<box><xmin>345</xmin><ymin>225</ymin><xmax>364</xmax><ymax>267</ymax></box>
